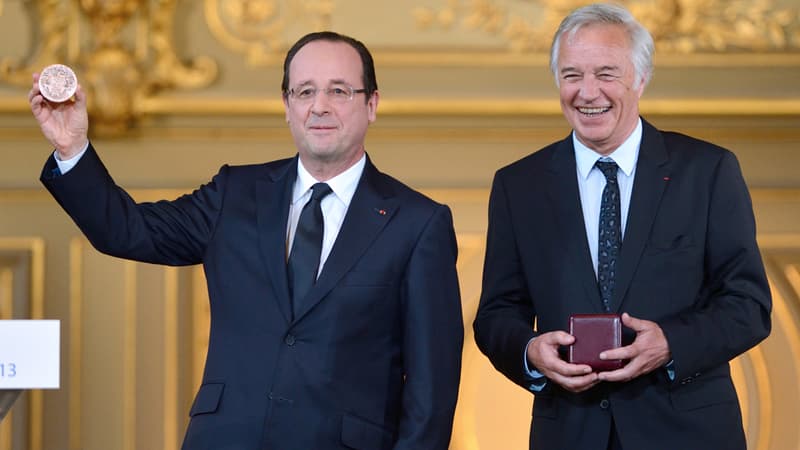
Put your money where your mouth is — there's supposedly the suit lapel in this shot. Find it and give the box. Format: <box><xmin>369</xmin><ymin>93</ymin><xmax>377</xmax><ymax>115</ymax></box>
<box><xmin>610</xmin><ymin>120</ymin><xmax>671</xmax><ymax>311</ymax></box>
<box><xmin>256</xmin><ymin>158</ymin><xmax>297</xmax><ymax>324</ymax></box>
<box><xmin>546</xmin><ymin>138</ymin><xmax>606</xmax><ymax>312</ymax></box>
<box><xmin>293</xmin><ymin>157</ymin><xmax>398</xmax><ymax>321</ymax></box>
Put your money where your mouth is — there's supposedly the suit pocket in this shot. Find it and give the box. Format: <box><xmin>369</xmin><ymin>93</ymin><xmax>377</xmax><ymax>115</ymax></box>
<box><xmin>339</xmin><ymin>270</ymin><xmax>393</xmax><ymax>287</ymax></box>
<box><xmin>670</xmin><ymin>375</ymin><xmax>738</xmax><ymax>411</ymax></box>
<box><xmin>532</xmin><ymin>393</ymin><xmax>558</xmax><ymax>419</ymax></box>
<box><xmin>340</xmin><ymin>413</ymin><xmax>394</xmax><ymax>449</ymax></box>
<box><xmin>189</xmin><ymin>383</ymin><xmax>224</xmax><ymax>416</ymax></box>
<box><xmin>645</xmin><ymin>234</ymin><xmax>695</xmax><ymax>255</ymax></box>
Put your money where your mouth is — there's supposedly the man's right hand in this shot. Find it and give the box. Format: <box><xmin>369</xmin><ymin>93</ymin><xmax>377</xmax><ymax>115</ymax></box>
<box><xmin>527</xmin><ymin>330</ymin><xmax>600</xmax><ymax>393</ymax></box>
<box><xmin>29</xmin><ymin>72</ymin><xmax>89</xmax><ymax>159</ymax></box>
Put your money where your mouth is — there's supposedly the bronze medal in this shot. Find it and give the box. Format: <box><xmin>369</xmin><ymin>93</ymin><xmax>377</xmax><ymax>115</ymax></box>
<box><xmin>39</xmin><ymin>64</ymin><xmax>78</xmax><ymax>103</ymax></box>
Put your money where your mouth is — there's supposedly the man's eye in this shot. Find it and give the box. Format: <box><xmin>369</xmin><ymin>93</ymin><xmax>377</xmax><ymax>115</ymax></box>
<box><xmin>297</xmin><ymin>88</ymin><xmax>315</xmax><ymax>98</ymax></box>
<box><xmin>330</xmin><ymin>87</ymin><xmax>348</xmax><ymax>96</ymax></box>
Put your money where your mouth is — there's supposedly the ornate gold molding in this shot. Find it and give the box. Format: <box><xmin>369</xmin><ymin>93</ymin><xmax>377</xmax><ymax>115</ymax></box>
<box><xmin>204</xmin><ymin>0</ymin><xmax>333</xmax><ymax>65</ymax></box>
<box><xmin>0</xmin><ymin>1</ymin><xmax>69</xmax><ymax>86</ymax></box>
<box><xmin>0</xmin><ymin>268</ymin><xmax>12</xmax><ymax>450</ymax></box>
<box><xmin>122</xmin><ymin>261</ymin><xmax>137</xmax><ymax>450</ymax></box>
<box><xmin>68</xmin><ymin>238</ymin><xmax>82</xmax><ymax>450</ymax></box>
<box><xmin>3</xmin><ymin>95</ymin><xmax>800</xmax><ymax>118</ymax></box>
<box><xmin>2</xmin><ymin>1</ymin><xmax>798</xmax><ymax>138</ymax></box>
<box><xmin>132</xmin><ymin>96</ymin><xmax>800</xmax><ymax>116</ymax></box>
<box><xmin>414</xmin><ymin>0</ymin><xmax>800</xmax><ymax>53</ymax></box>
<box><xmin>373</xmin><ymin>51</ymin><xmax>800</xmax><ymax>67</ymax></box>
<box><xmin>162</xmin><ymin>267</ymin><xmax>179</xmax><ymax>450</ymax></box>
<box><xmin>0</xmin><ymin>0</ymin><xmax>218</xmax><ymax>136</ymax></box>
<box><xmin>0</xmin><ymin>238</ymin><xmax>46</xmax><ymax>450</ymax></box>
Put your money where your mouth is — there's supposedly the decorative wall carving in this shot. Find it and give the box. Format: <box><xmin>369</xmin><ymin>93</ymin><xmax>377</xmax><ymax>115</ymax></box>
<box><xmin>414</xmin><ymin>0</ymin><xmax>800</xmax><ymax>53</ymax></box>
<box><xmin>204</xmin><ymin>0</ymin><xmax>333</xmax><ymax>64</ymax></box>
<box><xmin>1</xmin><ymin>1</ymin><xmax>798</xmax><ymax>131</ymax></box>
<box><xmin>0</xmin><ymin>0</ymin><xmax>71</xmax><ymax>86</ymax></box>
<box><xmin>0</xmin><ymin>0</ymin><xmax>218</xmax><ymax>136</ymax></box>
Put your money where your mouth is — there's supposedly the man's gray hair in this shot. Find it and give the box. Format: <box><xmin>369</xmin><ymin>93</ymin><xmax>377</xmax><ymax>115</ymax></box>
<box><xmin>549</xmin><ymin>3</ymin><xmax>655</xmax><ymax>89</ymax></box>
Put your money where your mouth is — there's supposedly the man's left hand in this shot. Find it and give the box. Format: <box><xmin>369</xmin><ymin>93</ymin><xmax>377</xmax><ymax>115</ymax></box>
<box><xmin>597</xmin><ymin>312</ymin><xmax>671</xmax><ymax>382</ymax></box>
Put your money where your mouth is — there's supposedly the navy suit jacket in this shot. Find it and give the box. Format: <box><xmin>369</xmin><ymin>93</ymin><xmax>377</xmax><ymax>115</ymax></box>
<box><xmin>474</xmin><ymin>119</ymin><xmax>771</xmax><ymax>450</ymax></box>
<box><xmin>42</xmin><ymin>146</ymin><xmax>464</xmax><ymax>450</ymax></box>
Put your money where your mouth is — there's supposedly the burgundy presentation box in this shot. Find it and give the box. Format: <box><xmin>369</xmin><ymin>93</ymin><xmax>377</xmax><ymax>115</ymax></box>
<box><xmin>567</xmin><ymin>314</ymin><xmax>624</xmax><ymax>372</ymax></box>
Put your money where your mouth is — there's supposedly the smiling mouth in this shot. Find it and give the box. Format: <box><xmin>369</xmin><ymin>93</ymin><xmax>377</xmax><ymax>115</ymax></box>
<box><xmin>577</xmin><ymin>106</ymin><xmax>611</xmax><ymax>116</ymax></box>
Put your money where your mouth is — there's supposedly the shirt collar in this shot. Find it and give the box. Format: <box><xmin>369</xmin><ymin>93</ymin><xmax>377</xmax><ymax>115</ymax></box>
<box><xmin>293</xmin><ymin>153</ymin><xmax>366</xmax><ymax>206</ymax></box>
<box><xmin>574</xmin><ymin>118</ymin><xmax>642</xmax><ymax>180</ymax></box>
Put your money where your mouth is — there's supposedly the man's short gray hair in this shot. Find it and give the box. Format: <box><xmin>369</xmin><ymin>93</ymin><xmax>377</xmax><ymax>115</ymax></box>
<box><xmin>549</xmin><ymin>3</ymin><xmax>655</xmax><ymax>89</ymax></box>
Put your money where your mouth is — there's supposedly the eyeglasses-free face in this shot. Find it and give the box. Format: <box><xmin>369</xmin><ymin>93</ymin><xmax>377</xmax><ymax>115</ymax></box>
<box><xmin>286</xmin><ymin>83</ymin><xmax>367</xmax><ymax>105</ymax></box>
<box><xmin>557</xmin><ymin>23</ymin><xmax>644</xmax><ymax>156</ymax></box>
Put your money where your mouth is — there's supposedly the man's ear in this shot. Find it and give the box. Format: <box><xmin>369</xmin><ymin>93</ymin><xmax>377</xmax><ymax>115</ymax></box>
<box><xmin>367</xmin><ymin>90</ymin><xmax>379</xmax><ymax>123</ymax></box>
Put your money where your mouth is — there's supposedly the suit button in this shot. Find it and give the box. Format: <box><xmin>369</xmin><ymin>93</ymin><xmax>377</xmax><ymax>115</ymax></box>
<box><xmin>284</xmin><ymin>334</ymin><xmax>296</xmax><ymax>346</ymax></box>
<box><xmin>599</xmin><ymin>399</ymin><xmax>610</xmax><ymax>409</ymax></box>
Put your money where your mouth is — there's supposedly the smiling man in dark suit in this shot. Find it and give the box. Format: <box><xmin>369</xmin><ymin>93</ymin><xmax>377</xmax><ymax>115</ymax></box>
<box><xmin>30</xmin><ymin>31</ymin><xmax>463</xmax><ymax>449</ymax></box>
<box><xmin>473</xmin><ymin>4</ymin><xmax>771</xmax><ymax>450</ymax></box>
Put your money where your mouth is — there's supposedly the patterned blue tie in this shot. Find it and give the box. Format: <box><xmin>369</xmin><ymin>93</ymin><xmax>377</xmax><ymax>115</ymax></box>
<box><xmin>287</xmin><ymin>182</ymin><xmax>332</xmax><ymax>317</ymax></box>
<box><xmin>596</xmin><ymin>160</ymin><xmax>621</xmax><ymax>312</ymax></box>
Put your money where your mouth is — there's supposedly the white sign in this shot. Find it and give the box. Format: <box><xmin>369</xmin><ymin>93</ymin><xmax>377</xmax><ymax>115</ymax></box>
<box><xmin>0</xmin><ymin>320</ymin><xmax>60</xmax><ymax>389</ymax></box>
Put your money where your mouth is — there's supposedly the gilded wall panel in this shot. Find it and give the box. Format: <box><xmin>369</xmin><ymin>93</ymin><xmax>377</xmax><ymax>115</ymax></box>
<box><xmin>410</xmin><ymin>0</ymin><xmax>800</xmax><ymax>53</ymax></box>
<box><xmin>68</xmin><ymin>238</ymin><xmax>198</xmax><ymax>450</ymax></box>
<box><xmin>0</xmin><ymin>238</ymin><xmax>45</xmax><ymax>450</ymax></box>
<box><xmin>38</xmin><ymin>199</ymin><xmax>800</xmax><ymax>450</ymax></box>
<box><xmin>1</xmin><ymin>0</ymin><xmax>799</xmax><ymax>136</ymax></box>
<box><xmin>0</xmin><ymin>185</ymin><xmax>798</xmax><ymax>449</ymax></box>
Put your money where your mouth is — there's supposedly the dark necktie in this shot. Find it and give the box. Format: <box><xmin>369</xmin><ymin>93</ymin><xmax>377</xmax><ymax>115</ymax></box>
<box><xmin>596</xmin><ymin>160</ymin><xmax>621</xmax><ymax>312</ymax></box>
<box><xmin>287</xmin><ymin>182</ymin><xmax>332</xmax><ymax>316</ymax></box>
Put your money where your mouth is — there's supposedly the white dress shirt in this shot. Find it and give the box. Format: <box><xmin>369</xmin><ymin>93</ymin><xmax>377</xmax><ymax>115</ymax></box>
<box><xmin>524</xmin><ymin>119</ymin><xmax>643</xmax><ymax>388</ymax></box>
<box><xmin>287</xmin><ymin>155</ymin><xmax>365</xmax><ymax>277</ymax></box>
<box><xmin>53</xmin><ymin>143</ymin><xmax>89</xmax><ymax>174</ymax></box>
<box><xmin>574</xmin><ymin>118</ymin><xmax>642</xmax><ymax>277</ymax></box>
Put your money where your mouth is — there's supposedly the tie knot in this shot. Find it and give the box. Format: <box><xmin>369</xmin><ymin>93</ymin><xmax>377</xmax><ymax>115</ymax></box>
<box><xmin>595</xmin><ymin>160</ymin><xmax>619</xmax><ymax>181</ymax></box>
<box><xmin>310</xmin><ymin>183</ymin><xmax>333</xmax><ymax>202</ymax></box>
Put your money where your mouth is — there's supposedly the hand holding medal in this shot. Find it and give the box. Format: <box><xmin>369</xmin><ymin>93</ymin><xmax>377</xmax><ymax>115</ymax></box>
<box><xmin>29</xmin><ymin>64</ymin><xmax>88</xmax><ymax>159</ymax></box>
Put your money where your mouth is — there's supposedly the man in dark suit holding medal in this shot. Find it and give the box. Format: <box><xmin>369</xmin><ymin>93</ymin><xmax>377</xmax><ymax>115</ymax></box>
<box><xmin>474</xmin><ymin>4</ymin><xmax>771</xmax><ymax>449</ymax></box>
<box><xmin>31</xmin><ymin>31</ymin><xmax>464</xmax><ymax>450</ymax></box>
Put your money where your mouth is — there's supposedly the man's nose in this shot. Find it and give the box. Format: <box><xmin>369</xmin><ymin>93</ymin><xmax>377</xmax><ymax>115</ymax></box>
<box><xmin>578</xmin><ymin>77</ymin><xmax>601</xmax><ymax>100</ymax></box>
<box><xmin>310</xmin><ymin>89</ymin><xmax>332</xmax><ymax>114</ymax></box>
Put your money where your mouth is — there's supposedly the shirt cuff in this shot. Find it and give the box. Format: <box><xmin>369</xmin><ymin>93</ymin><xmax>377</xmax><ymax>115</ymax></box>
<box><xmin>53</xmin><ymin>142</ymin><xmax>90</xmax><ymax>175</ymax></box>
<box><xmin>665</xmin><ymin>359</ymin><xmax>676</xmax><ymax>381</ymax></box>
<box><xmin>524</xmin><ymin>337</ymin><xmax>548</xmax><ymax>392</ymax></box>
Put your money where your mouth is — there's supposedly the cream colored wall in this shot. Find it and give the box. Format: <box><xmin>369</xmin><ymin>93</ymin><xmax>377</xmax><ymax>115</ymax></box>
<box><xmin>1</xmin><ymin>1</ymin><xmax>799</xmax><ymax>449</ymax></box>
